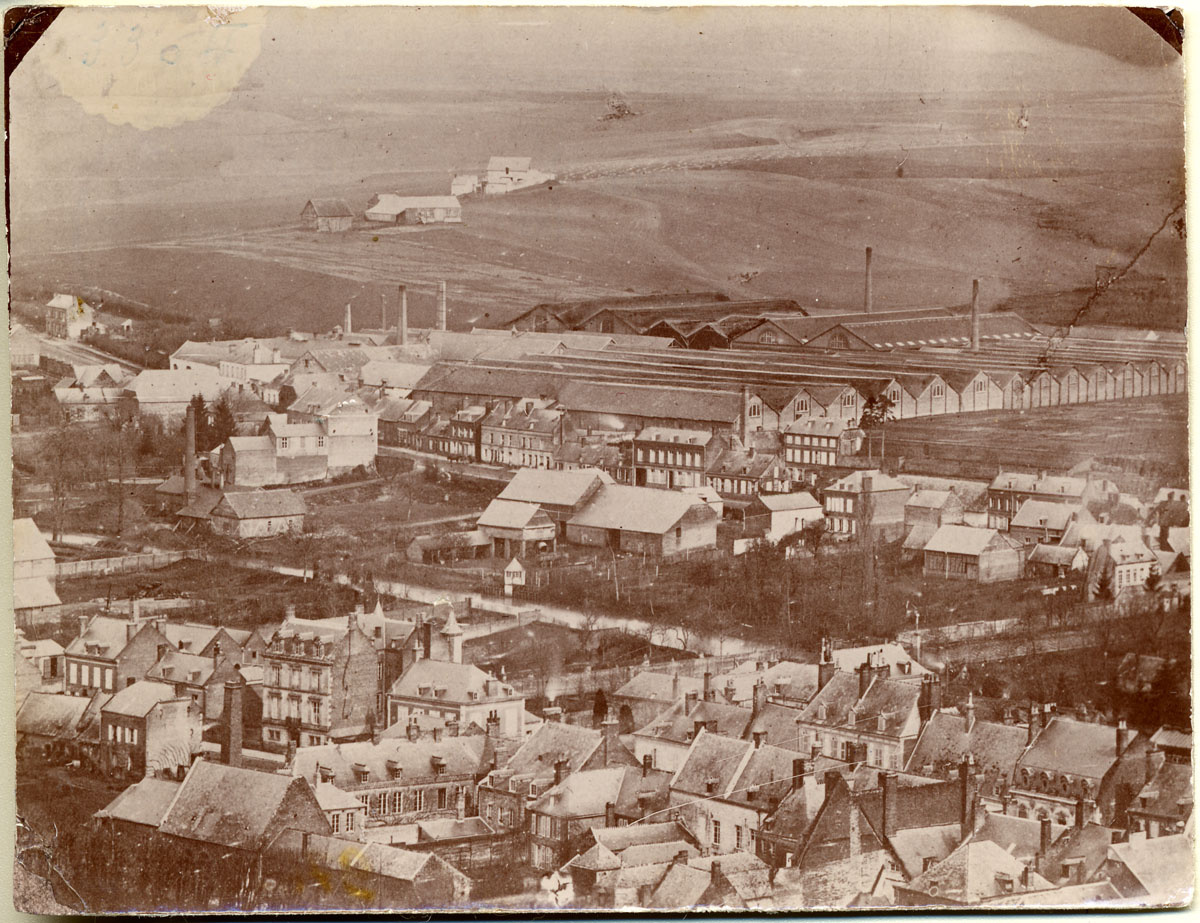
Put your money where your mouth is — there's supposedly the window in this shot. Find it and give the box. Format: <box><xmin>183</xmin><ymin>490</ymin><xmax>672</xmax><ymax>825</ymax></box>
<box><xmin>830</xmin><ymin>332</ymin><xmax>850</xmax><ymax>349</ymax></box>
<box><xmin>69</xmin><ymin>662</ymin><xmax>79</xmax><ymax>685</ymax></box>
<box><xmin>795</xmin><ymin>398</ymin><xmax>809</xmax><ymax>414</ymax></box>
<box><xmin>438</xmin><ymin>788</ymin><xmax>447</xmax><ymax>810</ymax></box>
<box><xmin>712</xmin><ymin>820</ymin><xmax>721</xmax><ymax>847</ymax></box>
<box><xmin>280</xmin><ymin>437</ymin><xmax>289</xmax><ymax>449</ymax></box>
<box><xmin>932</xmin><ymin>384</ymin><xmax>944</xmax><ymax>397</ymax></box>
<box><xmin>975</xmin><ymin>378</ymin><xmax>986</xmax><ymax>392</ymax></box>
<box><xmin>330</xmin><ymin>813</ymin><xmax>340</xmax><ymax>834</ymax></box>
<box><xmin>748</xmin><ymin>403</ymin><xmax>760</xmax><ymax>418</ymax></box>
<box><xmin>346</xmin><ymin>812</ymin><xmax>355</xmax><ymax>831</ymax></box>
<box><xmin>841</xmin><ymin>392</ymin><xmax>856</xmax><ymax>407</ymax></box>
<box><xmin>735</xmin><ymin>826</ymin><xmax>744</xmax><ymax>850</ymax></box>
<box><xmin>759</xmin><ymin>330</ymin><xmax>778</xmax><ymax>345</ymax></box>
<box><xmin>414</xmin><ymin>790</ymin><xmax>425</xmax><ymax>811</ymax></box>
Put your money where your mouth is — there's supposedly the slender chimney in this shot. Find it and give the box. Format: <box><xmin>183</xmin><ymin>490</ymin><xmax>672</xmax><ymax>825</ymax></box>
<box><xmin>959</xmin><ymin>754</ymin><xmax>977</xmax><ymax>840</ymax></box>
<box><xmin>398</xmin><ymin>285</ymin><xmax>409</xmax><ymax>346</ymax></box>
<box><xmin>818</xmin><ymin>637</ymin><xmax>836</xmax><ymax>692</ymax></box>
<box><xmin>1039</xmin><ymin>816</ymin><xmax>1053</xmax><ymax>857</ymax></box>
<box><xmin>881</xmin><ymin>771</ymin><xmax>897</xmax><ymax>838</ymax></box>
<box><xmin>970</xmin><ymin>279</ymin><xmax>981</xmax><ymax>351</ymax></box>
<box><xmin>864</xmin><ymin>247</ymin><xmax>873</xmax><ymax>314</ymax></box>
<box><xmin>965</xmin><ymin>692</ymin><xmax>976</xmax><ymax>734</ymax></box>
<box><xmin>1116</xmin><ymin>719</ymin><xmax>1131</xmax><ymax>757</ymax></box>
<box><xmin>1074</xmin><ymin>797</ymin><xmax>1087</xmax><ymax>828</ymax></box>
<box><xmin>601</xmin><ymin>712</ymin><xmax>620</xmax><ymax>766</ymax></box>
<box><xmin>703</xmin><ymin>671</ymin><xmax>714</xmax><ymax>702</ymax></box>
<box><xmin>221</xmin><ymin>677</ymin><xmax>244</xmax><ymax>767</ymax></box>
<box><xmin>344</xmin><ymin>302</ymin><xmax>352</xmax><ymax>336</ymax></box>
<box><xmin>437</xmin><ymin>281</ymin><xmax>448</xmax><ymax>331</ymax></box>
<box><xmin>380</xmin><ymin>291</ymin><xmax>387</xmax><ymax>331</ymax></box>
<box><xmin>184</xmin><ymin>402</ymin><xmax>197</xmax><ymax>504</ymax></box>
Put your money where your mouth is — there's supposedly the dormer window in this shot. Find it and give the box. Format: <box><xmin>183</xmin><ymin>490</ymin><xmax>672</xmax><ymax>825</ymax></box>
<box><xmin>817</xmin><ymin>704</ymin><xmax>827</xmax><ymax>721</ymax></box>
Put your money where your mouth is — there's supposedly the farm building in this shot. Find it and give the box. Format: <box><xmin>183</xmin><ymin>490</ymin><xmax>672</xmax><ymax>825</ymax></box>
<box><xmin>450</xmin><ymin>174</ymin><xmax>479</xmax><ymax>196</ymax></box>
<box><xmin>13</xmin><ymin>518</ymin><xmax>60</xmax><ymax>620</ymax></box>
<box><xmin>406</xmin><ymin>530</ymin><xmax>492</xmax><ymax>565</ymax></box>
<box><xmin>44</xmin><ymin>293</ymin><xmax>95</xmax><ymax>340</ymax></box>
<box><xmin>121</xmin><ymin>368</ymin><xmax>225</xmax><ymax>421</ymax></box>
<box><xmin>208</xmin><ymin>490</ymin><xmax>307</xmax><ymax>539</ymax></box>
<box><xmin>922</xmin><ymin>524</ymin><xmax>1025</xmax><ymax>583</ymax></box>
<box><xmin>565</xmin><ymin>484</ymin><xmax>718</xmax><ymax>557</ymax></box>
<box><xmin>476</xmin><ymin>499</ymin><xmax>557</xmax><ymax>558</ymax></box>
<box><xmin>10</xmin><ymin>324</ymin><xmax>41</xmax><ymax>368</ymax></box>
<box><xmin>745</xmin><ymin>491</ymin><xmax>823</xmax><ymax>544</ymax></box>
<box><xmin>365</xmin><ymin>195</ymin><xmax>462</xmax><ymax>225</ymax></box>
<box><xmin>301</xmin><ymin>199</ymin><xmax>354</xmax><ymax>232</ymax></box>
<box><xmin>483</xmin><ymin>156</ymin><xmax>554</xmax><ymax>194</ymax></box>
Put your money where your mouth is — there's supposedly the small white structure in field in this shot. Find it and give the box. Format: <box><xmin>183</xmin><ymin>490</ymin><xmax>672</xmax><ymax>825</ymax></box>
<box><xmin>504</xmin><ymin>557</ymin><xmax>527</xmax><ymax>596</ymax></box>
<box><xmin>450</xmin><ymin>174</ymin><xmax>479</xmax><ymax>196</ymax></box>
<box><xmin>484</xmin><ymin>157</ymin><xmax>555</xmax><ymax>195</ymax></box>
<box><xmin>365</xmin><ymin>195</ymin><xmax>462</xmax><ymax>225</ymax></box>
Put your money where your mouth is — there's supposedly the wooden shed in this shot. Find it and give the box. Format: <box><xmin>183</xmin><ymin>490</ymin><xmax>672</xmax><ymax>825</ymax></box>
<box><xmin>301</xmin><ymin>199</ymin><xmax>354</xmax><ymax>232</ymax></box>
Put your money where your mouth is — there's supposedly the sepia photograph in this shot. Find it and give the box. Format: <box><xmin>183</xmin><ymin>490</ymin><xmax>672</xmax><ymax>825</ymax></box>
<box><xmin>5</xmin><ymin>3</ymin><xmax>1191</xmax><ymax>913</ymax></box>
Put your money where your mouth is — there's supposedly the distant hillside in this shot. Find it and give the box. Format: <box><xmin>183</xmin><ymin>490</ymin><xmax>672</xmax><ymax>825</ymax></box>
<box><xmin>996</xmin><ymin>270</ymin><xmax>1185</xmax><ymax>331</ymax></box>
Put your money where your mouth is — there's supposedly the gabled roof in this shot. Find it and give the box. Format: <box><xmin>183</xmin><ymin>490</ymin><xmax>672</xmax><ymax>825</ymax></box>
<box><xmin>906</xmin><ymin>489</ymin><xmax>955</xmax><ymax>510</ymax></box>
<box><xmin>903</xmin><ymin>838</ymin><xmax>1053</xmax><ymax>903</ymax></box>
<box><xmin>826</xmin><ymin>469</ymin><xmax>909</xmax><ymax>493</ymax></box>
<box><xmin>614</xmin><ymin>670</ymin><xmax>704</xmax><ymax>703</ymax></box>
<box><xmin>13</xmin><ymin>518</ymin><xmax>54</xmax><ymax>563</ymax></box>
<box><xmin>388</xmin><ymin>658</ymin><xmax>515</xmax><ymax>704</ymax></box>
<box><xmin>159</xmin><ymin>760</ymin><xmax>327</xmax><ymax>850</ymax></box>
<box><xmin>904</xmin><ymin>710</ymin><xmax>1030</xmax><ymax>784</ymax></box>
<box><xmin>671</xmin><ymin>731</ymin><xmax>754</xmax><ymax>796</ymax></box>
<box><xmin>366</xmin><ymin>194</ymin><xmax>461</xmax><ymax>216</ymax></box>
<box><xmin>1028</xmin><ymin>544</ymin><xmax>1087</xmax><ymax>567</ymax></box>
<box><xmin>497</xmin><ymin>467</ymin><xmax>613</xmax><ymax>508</ymax></box>
<box><xmin>635</xmin><ymin>698</ymin><xmax>752</xmax><ymax>745</ymax></box>
<box><xmin>924</xmin><ymin>525</ymin><xmax>1019</xmax><ymax>557</ymax></box>
<box><xmin>360</xmin><ymin>359</ymin><xmax>433</xmax><ymax>390</ymax></box>
<box><xmin>488</xmin><ymin>156</ymin><xmax>532</xmax><ymax>172</ymax></box>
<box><xmin>528</xmin><ymin>766</ymin><xmax>627</xmax><ymax>818</ymax></box>
<box><xmin>65</xmin><ymin>615</ymin><xmax>142</xmax><ymax>659</ymax></box>
<box><xmin>557</xmin><ymin>379</ymin><xmax>743</xmax><ymax>424</ymax></box>
<box><xmin>16</xmin><ymin>692</ymin><xmax>90</xmax><ymax>741</ymax></box>
<box><xmin>798</xmin><ymin>671</ymin><xmax>921</xmax><ymax>739</ymax></box>
<box><xmin>290</xmin><ymin>736</ymin><xmax>487</xmax><ymax>789</ymax></box>
<box><xmin>1132</xmin><ymin>760</ymin><xmax>1192</xmax><ymax>820</ymax></box>
<box><xmin>753</xmin><ymin>491</ymin><xmax>820</xmax><ymax>513</ymax></box>
<box><xmin>103</xmin><ymin>680</ymin><xmax>182</xmax><ymax>718</ymax></box>
<box><xmin>1011</xmin><ymin>500</ymin><xmax>1080</xmax><ymax>531</ymax></box>
<box><xmin>493</xmin><ymin>721</ymin><xmax>602</xmax><ymax>784</ymax></box>
<box><xmin>300</xmin><ymin>834</ymin><xmax>453</xmax><ymax>884</ymax></box>
<box><xmin>146</xmin><ymin>651</ymin><xmax>220</xmax><ymax>687</ymax></box>
<box><xmin>1106</xmin><ymin>834</ymin><xmax>1194</xmax><ymax>904</ymax></box>
<box><xmin>1018</xmin><ymin>716</ymin><xmax>1133</xmax><ymax>781</ymax></box>
<box><xmin>303</xmin><ymin>198</ymin><xmax>353</xmax><ymax>217</ymax></box>
<box><xmin>95</xmin><ymin>778</ymin><xmax>182</xmax><ymax>827</ymax></box>
<box><xmin>568</xmin><ymin>484</ymin><xmax>714</xmax><ymax>535</ymax></box>
<box><xmin>477</xmin><ymin>499</ymin><xmax>551</xmax><ymax>531</ymax></box>
<box><xmin>213</xmin><ymin>490</ymin><xmax>307</xmax><ymax>520</ymax></box>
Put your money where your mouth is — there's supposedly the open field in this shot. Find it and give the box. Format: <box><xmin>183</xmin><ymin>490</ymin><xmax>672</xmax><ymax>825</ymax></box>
<box><xmin>11</xmin><ymin>88</ymin><xmax>1184</xmax><ymax>333</ymax></box>
<box><xmin>880</xmin><ymin>393</ymin><xmax>1188</xmax><ymax>483</ymax></box>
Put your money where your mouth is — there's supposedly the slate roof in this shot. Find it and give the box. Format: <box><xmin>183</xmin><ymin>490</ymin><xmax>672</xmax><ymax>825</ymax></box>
<box><xmin>985</xmin><ymin>880</ymin><xmax>1122</xmax><ymax>907</ymax></box>
<box><xmin>568</xmin><ymin>484</ymin><xmax>713</xmax><ymax>534</ymax></box>
<box><xmin>103</xmin><ymin>680</ymin><xmax>181</xmax><ymax>718</ymax></box>
<box><xmin>671</xmin><ymin>732</ymin><xmax>753</xmax><ymax>796</ymax></box>
<box><xmin>905</xmin><ymin>710</ymin><xmax>1031</xmax><ymax>786</ymax></box>
<box><xmin>159</xmin><ymin>760</ymin><xmax>326</xmax><ymax>850</ymax></box>
<box><xmin>1018</xmin><ymin>716</ymin><xmax>1134</xmax><ymax>781</ymax></box>
<box><xmin>973</xmin><ymin>812</ymin><xmax>1066</xmax><ymax>862</ymax></box>
<box><xmin>360</xmin><ymin>359</ymin><xmax>433</xmax><ymax>390</ymax></box>
<box><xmin>528</xmin><ymin>766</ymin><xmax>627</xmax><ymax>818</ymax></box>
<box><xmin>95</xmin><ymin>778</ymin><xmax>182</xmax><ymax>827</ymax></box>
<box><xmin>1132</xmin><ymin>760</ymin><xmax>1193</xmax><ymax>820</ymax></box>
<box><xmin>1106</xmin><ymin>834</ymin><xmax>1194</xmax><ymax>904</ymax></box>
<box><xmin>302</xmin><ymin>834</ymin><xmax>448</xmax><ymax>883</ymax></box>
<box><xmin>146</xmin><ymin>651</ymin><xmax>218</xmax><ymax>686</ymax></box>
<box><xmin>492</xmin><ymin>721</ymin><xmax>602</xmax><ymax>784</ymax></box>
<box><xmin>557</xmin><ymin>379</ymin><xmax>743</xmax><ymax>424</ymax></box>
<box><xmin>634</xmin><ymin>699</ymin><xmax>753</xmax><ymax>745</ymax></box>
<box><xmin>498</xmin><ymin>467</ymin><xmax>613</xmax><ymax>508</ymax></box>
<box><xmin>826</xmin><ymin>469</ymin><xmax>910</xmax><ymax>493</ymax></box>
<box><xmin>1011</xmin><ymin>500</ymin><xmax>1080</xmax><ymax>531</ymax></box>
<box><xmin>798</xmin><ymin>671</ymin><xmax>921</xmax><ymax>738</ymax></box>
<box><xmin>1150</xmin><ymin>728</ymin><xmax>1191</xmax><ymax>752</ymax></box>
<box><xmin>290</xmin><ymin>737</ymin><xmax>486</xmax><ymax>789</ymax></box>
<box><xmin>312</xmin><ymin>781</ymin><xmax>366</xmax><ymax>812</ymax></box>
<box><xmin>1028</xmin><ymin>544</ymin><xmax>1087</xmax><ymax>567</ymax></box>
<box><xmin>614</xmin><ymin>670</ymin><xmax>704</xmax><ymax>703</ymax></box>
<box><xmin>902</xmin><ymin>522</ymin><xmax>938</xmax><ymax>552</ymax></box>
<box><xmin>388</xmin><ymin>659</ymin><xmax>514</xmax><ymax>704</ymax></box>
<box><xmin>124</xmin><ymin>368</ymin><xmax>224</xmax><ymax>403</ymax></box>
<box><xmin>477</xmin><ymin>499</ymin><xmax>552</xmax><ymax>531</ymax></box>
<box><xmin>904</xmin><ymin>838</ymin><xmax>1053</xmax><ymax>903</ymax></box>
<box><xmin>644</xmin><ymin>862</ymin><xmax>710</xmax><ymax>907</ymax></box>
<box><xmin>66</xmin><ymin>615</ymin><xmax>139</xmax><ymax>658</ymax></box>
<box><xmin>16</xmin><ymin>693</ymin><xmax>89</xmax><ymax>741</ymax></box>
<box><xmin>14</xmin><ymin>577</ymin><xmax>61</xmax><ymax>610</ymax></box>
<box><xmin>841</xmin><ymin>312</ymin><xmax>1038</xmax><ymax>349</ymax></box>
<box><xmin>635</xmin><ymin>426</ymin><xmax>715</xmax><ymax>445</ymax></box>
<box><xmin>214</xmin><ymin>490</ymin><xmax>307</xmax><ymax>520</ymax></box>
<box><xmin>13</xmin><ymin>518</ymin><xmax>54</xmax><ymax>563</ymax></box>
<box><xmin>829</xmin><ymin>643</ymin><xmax>929</xmax><ymax>678</ymax></box>
<box><xmin>927</xmin><ymin>524</ymin><xmax>1014</xmax><ymax>557</ymax></box>
<box><xmin>907</xmin><ymin>489</ymin><xmax>954</xmax><ymax>510</ymax></box>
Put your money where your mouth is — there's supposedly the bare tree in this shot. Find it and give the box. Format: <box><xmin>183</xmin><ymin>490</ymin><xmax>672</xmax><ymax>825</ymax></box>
<box><xmin>37</xmin><ymin>422</ymin><xmax>90</xmax><ymax>543</ymax></box>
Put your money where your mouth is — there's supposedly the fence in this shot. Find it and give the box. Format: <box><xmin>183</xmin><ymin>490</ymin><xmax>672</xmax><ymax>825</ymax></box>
<box><xmin>56</xmin><ymin>551</ymin><xmax>193</xmax><ymax>579</ymax></box>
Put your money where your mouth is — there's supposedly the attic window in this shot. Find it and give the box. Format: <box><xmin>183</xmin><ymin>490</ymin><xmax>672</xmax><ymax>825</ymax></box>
<box><xmin>817</xmin><ymin>704</ymin><xmax>827</xmax><ymax>721</ymax></box>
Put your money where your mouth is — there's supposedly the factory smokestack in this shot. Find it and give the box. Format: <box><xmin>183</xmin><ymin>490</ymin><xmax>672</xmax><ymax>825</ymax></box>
<box><xmin>398</xmin><ymin>284</ymin><xmax>409</xmax><ymax>346</ymax></box>
<box><xmin>380</xmin><ymin>292</ymin><xmax>387</xmax><ymax>331</ymax></box>
<box><xmin>970</xmin><ymin>279</ymin><xmax>981</xmax><ymax>351</ymax></box>
<box><xmin>864</xmin><ymin>247</ymin><xmax>873</xmax><ymax>314</ymax></box>
<box><xmin>184</xmin><ymin>402</ymin><xmax>197</xmax><ymax>504</ymax></box>
<box><xmin>438</xmin><ymin>281</ymin><xmax>448</xmax><ymax>331</ymax></box>
<box><xmin>344</xmin><ymin>303</ymin><xmax>352</xmax><ymax>336</ymax></box>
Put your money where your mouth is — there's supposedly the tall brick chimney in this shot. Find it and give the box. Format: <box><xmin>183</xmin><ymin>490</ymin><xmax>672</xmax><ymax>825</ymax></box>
<box><xmin>881</xmin><ymin>771</ymin><xmax>898</xmax><ymax>838</ymax></box>
<box><xmin>601</xmin><ymin>711</ymin><xmax>620</xmax><ymax>766</ymax></box>
<box><xmin>437</xmin><ymin>281</ymin><xmax>448</xmax><ymax>331</ymax></box>
<box><xmin>184</xmin><ymin>401</ymin><xmax>197</xmax><ymax>504</ymax></box>
<box><xmin>221</xmin><ymin>676</ymin><xmax>245</xmax><ymax>767</ymax></box>
<box><xmin>344</xmin><ymin>302</ymin><xmax>353</xmax><ymax>336</ymax></box>
<box><xmin>818</xmin><ymin>637</ymin><xmax>836</xmax><ymax>692</ymax></box>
